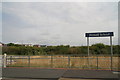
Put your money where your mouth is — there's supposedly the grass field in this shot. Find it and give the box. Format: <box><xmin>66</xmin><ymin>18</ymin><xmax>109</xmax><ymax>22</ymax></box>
<box><xmin>6</xmin><ymin>55</ymin><xmax>119</xmax><ymax>70</ymax></box>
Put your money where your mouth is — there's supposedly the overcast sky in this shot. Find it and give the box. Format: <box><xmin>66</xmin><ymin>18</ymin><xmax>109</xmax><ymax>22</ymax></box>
<box><xmin>1</xmin><ymin>2</ymin><xmax>118</xmax><ymax>46</ymax></box>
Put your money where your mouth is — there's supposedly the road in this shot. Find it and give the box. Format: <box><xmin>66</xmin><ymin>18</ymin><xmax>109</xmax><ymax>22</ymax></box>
<box><xmin>2</xmin><ymin>68</ymin><xmax>120</xmax><ymax>80</ymax></box>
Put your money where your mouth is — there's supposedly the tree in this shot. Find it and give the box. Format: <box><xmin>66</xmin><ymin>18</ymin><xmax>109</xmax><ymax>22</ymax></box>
<box><xmin>91</xmin><ymin>43</ymin><xmax>107</xmax><ymax>54</ymax></box>
<box><xmin>7</xmin><ymin>43</ymin><xmax>21</xmax><ymax>47</ymax></box>
<box><xmin>7</xmin><ymin>43</ymin><xmax>15</xmax><ymax>46</ymax></box>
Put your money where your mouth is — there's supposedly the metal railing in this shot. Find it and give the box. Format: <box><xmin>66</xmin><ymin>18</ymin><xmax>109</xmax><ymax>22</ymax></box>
<box><xmin>3</xmin><ymin>54</ymin><xmax>120</xmax><ymax>71</ymax></box>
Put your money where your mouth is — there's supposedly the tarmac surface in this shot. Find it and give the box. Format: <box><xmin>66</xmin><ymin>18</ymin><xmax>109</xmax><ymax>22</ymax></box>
<box><xmin>1</xmin><ymin>68</ymin><xmax>120</xmax><ymax>80</ymax></box>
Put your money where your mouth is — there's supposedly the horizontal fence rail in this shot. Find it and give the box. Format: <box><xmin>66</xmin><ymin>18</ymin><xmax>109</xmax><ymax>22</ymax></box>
<box><xmin>3</xmin><ymin>55</ymin><xmax>120</xmax><ymax>71</ymax></box>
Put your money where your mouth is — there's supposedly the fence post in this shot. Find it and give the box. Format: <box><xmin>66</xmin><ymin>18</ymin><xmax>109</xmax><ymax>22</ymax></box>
<box><xmin>3</xmin><ymin>53</ymin><xmax>7</xmax><ymax>68</ymax></box>
<box><xmin>68</xmin><ymin>55</ymin><xmax>71</xmax><ymax>68</ymax></box>
<box><xmin>111</xmin><ymin>55</ymin><xmax>113</xmax><ymax>70</ymax></box>
<box><xmin>51</xmin><ymin>55</ymin><xmax>53</xmax><ymax>68</ymax></box>
<box><xmin>97</xmin><ymin>55</ymin><xmax>98</xmax><ymax>69</ymax></box>
<box><xmin>28</xmin><ymin>56</ymin><xmax>30</xmax><ymax>67</ymax></box>
<box><xmin>10</xmin><ymin>56</ymin><xmax>12</xmax><ymax>65</ymax></box>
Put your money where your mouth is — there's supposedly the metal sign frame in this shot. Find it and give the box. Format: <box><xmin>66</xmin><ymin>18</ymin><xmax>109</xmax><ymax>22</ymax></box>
<box><xmin>85</xmin><ymin>32</ymin><xmax>114</xmax><ymax>70</ymax></box>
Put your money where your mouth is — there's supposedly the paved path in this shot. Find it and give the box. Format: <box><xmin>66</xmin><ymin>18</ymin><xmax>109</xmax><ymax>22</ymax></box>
<box><xmin>2</xmin><ymin>78</ymin><xmax>58</xmax><ymax>80</ymax></box>
<box><xmin>61</xmin><ymin>69</ymin><xmax>119</xmax><ymax>79</ymax></box>
<box><xmin>2</xmin><ymin>68</ymin><xmax>120</xmax><ymax>80</ymax></box>
<box><xmin>2</xmin><ymin>68</ymin><xmax>66</xmax><ymax>79</ymax></box>
<box><xmin>59</xmin><ymin>78</ymin><xmax>105</xmax><ymax>80</ymax></box>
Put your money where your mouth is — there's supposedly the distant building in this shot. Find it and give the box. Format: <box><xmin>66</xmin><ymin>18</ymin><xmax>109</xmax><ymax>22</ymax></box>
<box><xmin>0</xmin><ymin>42</ymin><xmax>2</xmax><ymax>47</ymax></box>
<box><xmin>40</xmin><ymin>45</ymin><xmax>47</xmax><ymax>47</ymax></box>
<box><xmin>18</xmin><ymin>44</ymin><xmax>33</xmax><ymax>47</ymax></box>
<box><xmin>33</xmin><ymin>44</ymin><xmax>47</xmax><ymax>47</ymax></box>
<box><xmin>33</xmin><ymin>45</ymin><xmax>40</xmax><ymax>47</ymax></box>
<box><xmin>24</xmin><ymin>44</ymin><xmax>33</xmax><ymax>47</ymax></box>
<box><xmin>0</xmin><ymin>42</ymin><xmax>7</xmax><ymax>47</ymax></box>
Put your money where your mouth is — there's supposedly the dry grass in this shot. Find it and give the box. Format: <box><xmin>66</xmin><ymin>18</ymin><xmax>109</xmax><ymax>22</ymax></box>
<box><xmin>7</xmin><ymin>56</ymin><xmax>120</xmax><ymax>70</ymax></box>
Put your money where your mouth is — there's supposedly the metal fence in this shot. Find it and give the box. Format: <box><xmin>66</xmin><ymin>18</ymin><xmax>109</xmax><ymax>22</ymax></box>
<box><xmin>3</xmin><ymin>54</ymin><xmax>120</xmax><ymax>71</ymax></box>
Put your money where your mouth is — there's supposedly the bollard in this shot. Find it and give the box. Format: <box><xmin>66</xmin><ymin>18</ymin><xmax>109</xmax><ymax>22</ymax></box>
<box><xmin>3</xmin><ymin>53</ymin><xmax>7</xmax><ymax>68</ymax></box>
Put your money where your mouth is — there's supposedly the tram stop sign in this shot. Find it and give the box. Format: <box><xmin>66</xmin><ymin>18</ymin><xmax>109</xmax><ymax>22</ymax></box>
<box><xmin>85</xmin><ymin>32</ymin><xmax>114</xmax><ymax>70</ymax></box>
<box><xmin>85</xmin><ymin>32</ymin><xmax>114</xmax><ymax>37</ymax></box>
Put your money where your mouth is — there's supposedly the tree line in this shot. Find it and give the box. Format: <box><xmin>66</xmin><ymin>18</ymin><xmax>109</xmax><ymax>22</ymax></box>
<box><xmin>2</xmin><ymin>43</ymin><xmax>120</xmax><ymax>56</ymax></box>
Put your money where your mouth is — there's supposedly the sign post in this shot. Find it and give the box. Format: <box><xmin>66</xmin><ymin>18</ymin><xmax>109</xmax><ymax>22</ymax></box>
<box><xmin>87</xmin><ymin>37</ymin><xmax>90</xmax><ymax>68</ymax></box>
<box><xmin>110</xmin><ymin>36</ymin><xmax>113</xmax><ymax>70</ymax></box>
<box><xmin>85</xmin><ymin>32</ymin><xmax>114</xmax><ymax>70</ymax></box>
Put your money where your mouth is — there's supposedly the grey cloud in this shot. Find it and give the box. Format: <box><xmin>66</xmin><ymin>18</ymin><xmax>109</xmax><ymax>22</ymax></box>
<box><xmin>2</xmin><ymin>2</ymin><xmax>118</xmax><ymax>45</ymax></box>
<box><xmin>40</xmin><ymin>32</ymin><xmax>50</xmax><ymax>36</ymax></box>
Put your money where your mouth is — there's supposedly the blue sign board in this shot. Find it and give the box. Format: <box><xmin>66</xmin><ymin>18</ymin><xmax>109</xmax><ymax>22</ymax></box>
<box><xmin>85</xmin><ymin>32</ymin><xmax>114</xmax><ymax>37</ymax></box>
